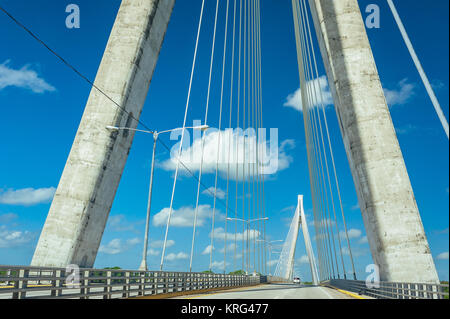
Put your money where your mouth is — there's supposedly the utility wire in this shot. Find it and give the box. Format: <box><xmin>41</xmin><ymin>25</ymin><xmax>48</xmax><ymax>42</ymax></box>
<box><xmin>1</xmin><ymin>2</ymin><xmax>272</xmax><ymax>275</ymax></box>
<box><xmin>0</xmin><ymin>3</ymin><xmax>240</xmax><ymax>227</ymax></box>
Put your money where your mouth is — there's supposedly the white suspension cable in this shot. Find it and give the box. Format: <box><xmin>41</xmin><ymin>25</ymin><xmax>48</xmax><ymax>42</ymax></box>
<box><xmin>242</xmin><ymin>1</ymin><xmax>248</xmax><ymax>273</ymax></box>
<box><xmin>298</xmin><ymin>0</ymin><xmax>341</xmax><ymax>278</ymax></box>
<box><xmin>236</xmin><ymin>0</ymin><xmax>244</xmax><ymax>274</ymax></box>
<box><xmin>160</xmin><ymin>0</ymin><xmax>206</xmax><ymax>271</ymax></box>
<box><xmin>188</xmin><ymin>0</ymin><xmax>220</xmax><ymax>273</ymax></box>
<box><xmin>303</xmin><ymin>0</ymin><xmax>356</xmax><ymax>279</ymax></box>
<box><xmin>293</xmin><ymin>0</ymin><xmax>332</xmax><ymax>280</ymax></box>
<box><xmin>210</xmin><ymin>0</ymin><xmax>230</xmax><ymax>272</ymax></box>
<box><xmin>225</xmin><ymin>0</ymin><xmax>238</xmax><ymax>275</ymax></box>
<box><xmin>387</xmin><ymin>0</ymin><xmax>449</xmax><ymax>139</ymax></box>
<box><xmin>256</xmin><ymin>0</ymin><xmax>268</xmax><ymax>275</ymax></box>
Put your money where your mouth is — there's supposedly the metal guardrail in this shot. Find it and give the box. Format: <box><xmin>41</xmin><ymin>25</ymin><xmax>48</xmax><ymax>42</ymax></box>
<box><xmin>325</xmin><ymin>279</ymin><xmax>449</xmax><ymax>299</ymax></box>
<box><xmin>0</xmin><ymin>265</ymin><xmax>263</xmax><ymax>299</ymax></box>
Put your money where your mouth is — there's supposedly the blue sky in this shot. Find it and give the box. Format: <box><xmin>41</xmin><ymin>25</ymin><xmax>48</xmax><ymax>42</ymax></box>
<box><xmin>0</xmin><ymin>0</ymin><xmax>448</xmax><ymax>282</ymax></box>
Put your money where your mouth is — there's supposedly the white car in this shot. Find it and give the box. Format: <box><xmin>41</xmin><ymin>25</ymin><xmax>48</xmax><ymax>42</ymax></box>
<box><xmin>293</xmin><ymin>277</ymin><xmax>301</xmax><ymax>284</ymax></box>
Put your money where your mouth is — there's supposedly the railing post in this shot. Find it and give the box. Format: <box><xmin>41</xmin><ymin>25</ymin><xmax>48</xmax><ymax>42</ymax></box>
<box><xmin>413</xmin><ymin>283</ymin><xmax>419</xmax><ymax>299</ymax></box>
<box><xmin>161</xmin><ymin>272</ymin><xmax>167</xmax><ymax>294</ymax></box>
<box><xmin>103</xmin><ymin>270</ymin><xmax>112</xmax><ymax>299</ymax></box>
<box><xmin>122</xmin><ymin>271</ymin><xmax>130</xmax><ymax>298</ymax></box>
<box><xmin>193</xmin><ymin>273</ymin><xmax>197</xmax><ymax>291</ymax></box>
<box><xmin>80</xmin><ymin>270</ymin><xmax>90</xmax><ymax>299</ymax></box>
<box><xmin>139</xmin><ymin>271</ymin><xmax>146</xmax><ymax>296</ymax></box>
<box><xmin>150</xmin><ymin>271</ymin><xmax>155</xmax><ymax>295</ymax></box>
<box><xmin>154</xmin><ymin>272</ymin><xmax>159</xmax><ymax>295</ymax></box>
<box><xmin>186</xmin><ymin>273</ymin><xmax>190</xmax><ymax>292</ymax></box>
<box><xmin>432</xmin><ymin>284</ymin><xmax>439</xmax><ymax>299</ymax></box>
<box><xmin>13</xmin><ymin>269</ymin><xmax>28</xmax><ymax>299</ymax></box>
<box><xmin>38</xmin><ymin>269</ymin><xmax>42</xmax><ymax>285</ymax></box>
<box><xmin>51</xmin><ymin>270</ymin><xmax>62</xmax><ymax>297</ymax></box>
<box><xmin>6</xmin><ymin>269</ymin><xmax>11</xmax><ymax>286</ymax></box>
<box><xmin>181</xmin><ymin>273</ymin><xmax>186</xmax><ymax>292</ymax></box>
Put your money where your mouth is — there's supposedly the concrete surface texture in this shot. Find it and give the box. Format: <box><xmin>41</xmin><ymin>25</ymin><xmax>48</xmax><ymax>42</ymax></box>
<box><xmin>309</xmin><ymin>0</ymin><xmax>439</xmax><ymax>283</ymax></box>
<box><xmin>31</xmin><ymin>0</ymin><xmax>175</xmax><ymax>268</ymax></box>
<box><xmin>173</xmin><ymin>284</ymin><xmax>354</xmax><ymax>299</ymax></box>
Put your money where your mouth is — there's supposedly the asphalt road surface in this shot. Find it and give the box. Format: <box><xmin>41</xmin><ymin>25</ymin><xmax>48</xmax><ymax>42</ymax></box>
<box><xmin>173</xmin><ymin>283</ymin><xmax>355</xmax><ymax>299</ymax></box>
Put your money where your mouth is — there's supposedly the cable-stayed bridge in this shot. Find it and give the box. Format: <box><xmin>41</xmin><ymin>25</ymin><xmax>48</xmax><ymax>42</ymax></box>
<box><xmin>0</xmin><ymin>0</ymin><xmax>448</xmax><ymax>299</ymax></box>
<box><xmin>274</xmin><ymin>195</ymin><xmax>319</xmax><ymax>285</ymax></box>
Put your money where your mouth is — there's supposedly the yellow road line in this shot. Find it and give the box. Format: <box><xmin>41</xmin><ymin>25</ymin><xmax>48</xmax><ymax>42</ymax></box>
<box><xmin>320</xmin><ymin>283</ymin><xmax>367</xmax><ymax>299</ymax></box>
<box><xmin>334</xmin><ymin>288</ymin><xmax>366</xmax><ymax>299</ymax></box>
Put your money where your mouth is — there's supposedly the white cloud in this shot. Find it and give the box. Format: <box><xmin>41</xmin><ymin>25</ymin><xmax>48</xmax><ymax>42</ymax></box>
<box><xmin>384</xmin><ymin>78</ymin><xmax>415</xmax><ymax>107</ymax></box>
<box><xmin>436</xmin><ymin>252</ymin><xmax>449</xmax><ymax>260</ymax></box>
<box><xmin>219</xmin><ymin>243</ymin><xmax>237</xmax><ymax>253</ymax></box>
<box><xmin>127</xmin><ymin>238</ymin><xmax>140</xmax><ymax>246</ymax></box>
<box><xmin>340</xmin><ymin>228</ymin><xmax>362</xmax><ymax>240</ymax></box>
<box><xmin>0</xmin><ymin>187</ymin><xmax>56</xmax><ymax>206</ymax></box>
<box><xmin>297</xmin><ymin>255</ymin><xmax>310</xmax><ymax>264</ymax></box>
<box><xmin>395</xmin><ymin>124</ymin><xmax>418</xmax><ymax>135</ymax></box>
<box><xmin>202</xmin><ymin>244</ymin><xmax>214</xmax><ymax>255</ymax></box>
<box><xmin>284</xmin><ymin>76</ymin><xmax>333</xmax><ymax>112</ymax></box>
<box><xmin>211</xmin><ymin>260</ymin><xmax>230</xmax><ymax>270</ymax></box>
<box><xmin>310</xmin><ymin>218</ymin><xmax>335</xmax><ymax>228</ymax></box>
<box><xmin>0</xmin><ymin>60</ymin><xmax>56</xmax><ymax>93</ymax></box>
<box><xmin>147</xmin><ymin>248</ymin><xmax>160</xmax><ymax>256</ymax></box>
<box><xmin>358</xmin><ymin>236</ymin><xmax>368</xmax><ymax>244</ymax></box>
<box><xmin>434</xmin><ymin>228</ymin><xmax>449</xmax><ymax>235</ymax></box>
<box><xmin>106</xmin><ymin>214</ymin><xmax>141</xmax><ymax>233</ymax></box>
<box><xmin>99</xmin><ymin>239</ymin><xmax>122</xmax><ymax>255</ymax></box>
<box><xmin>98</xmin><ymin>237</ymin><xmax>140</xmax><ymax>255</ymax></box>
<box><xmin>152</xmin><ymin>204</ymin><xmax>220</xmax><ymax>228</ymax></box>
<box><xmin>0</xmin><ymin>225</ymin><xmax>34</xmax><ymax>248</ymax></box>
<box><xmin>150</xmin><ymin>239</ymin><xmax>175</xmax><ymax>249</ymax></box>
<box><xmin>342</xmin><ymin>246</ymin><xmax>367</xmax><ymax>257</ymax></box>
<box><xmin>202</xmin><ymin>187</ymin><xmax>226</xmax><ymax>199</ymax></box>
<box><xmin>431</xmin><ymin>79</ymin><xmax>445</xmax><ymax>91</ymax></box>
<box><xmin>351</xmin><ymin>203</ymin><xmax>360</xmax><ymax>211</ymax></box>
<box><xmin>280</xmin><ymin>205</ymin><xmax>296</xmax><ymax>214</ymax></box>
<box><xmin>210</xmin><ymin>227</ymin><xmax>260</xmax><ymax>242</ymax></box>
<box><xmin>165</xmin><ymin>252</ymin><xmax>188</xmax><ymax>261</ymax></box>
<box><xmin>284</xmin><ymin>77</ymin><xmax>416</xmax><ymax>111</ymax></box>
<box><xmin>159</xmin><ymin>129</ymin><xmax>294</xmax><ymax>180</ymax></box>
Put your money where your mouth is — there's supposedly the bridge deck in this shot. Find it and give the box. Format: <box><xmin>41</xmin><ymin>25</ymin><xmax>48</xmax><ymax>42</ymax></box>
<box><xmin>171</xmin><ymin>283</ymin><xmax>359</xmax><ymax>299</ymax></box>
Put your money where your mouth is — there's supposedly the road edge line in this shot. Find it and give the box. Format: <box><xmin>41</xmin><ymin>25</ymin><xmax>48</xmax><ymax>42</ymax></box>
<box><xmin>321</xmin><ymin>284</ymin><xmax>367</xmax><ymax>299</ymax></box>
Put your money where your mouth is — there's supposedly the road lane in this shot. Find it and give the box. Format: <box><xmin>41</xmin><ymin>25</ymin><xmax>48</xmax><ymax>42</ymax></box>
<box><xmin>173</xmin><ymin>283</ymin><xmax>355</xmax><ymax>299</ymax></box>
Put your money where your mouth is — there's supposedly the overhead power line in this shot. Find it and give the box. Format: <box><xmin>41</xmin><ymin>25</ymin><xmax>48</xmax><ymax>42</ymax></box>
<box><xmin>0</xmin><ymin>3</ymin><xmax>237</xmax><ymax>221</ymax></box>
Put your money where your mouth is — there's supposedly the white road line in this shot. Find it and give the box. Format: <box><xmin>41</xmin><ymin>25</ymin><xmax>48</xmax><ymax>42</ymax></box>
<box><xmin>319</xmin><ymin>287</ymin><xmax>334</xmax><ymax>299</ymax></box>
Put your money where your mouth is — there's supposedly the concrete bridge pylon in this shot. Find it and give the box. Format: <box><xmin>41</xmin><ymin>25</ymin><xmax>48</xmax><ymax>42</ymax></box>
<box><xmin>31</xmin><ymin>0</ymin><xmax>175</xmax><ymax>268</ymax></box>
